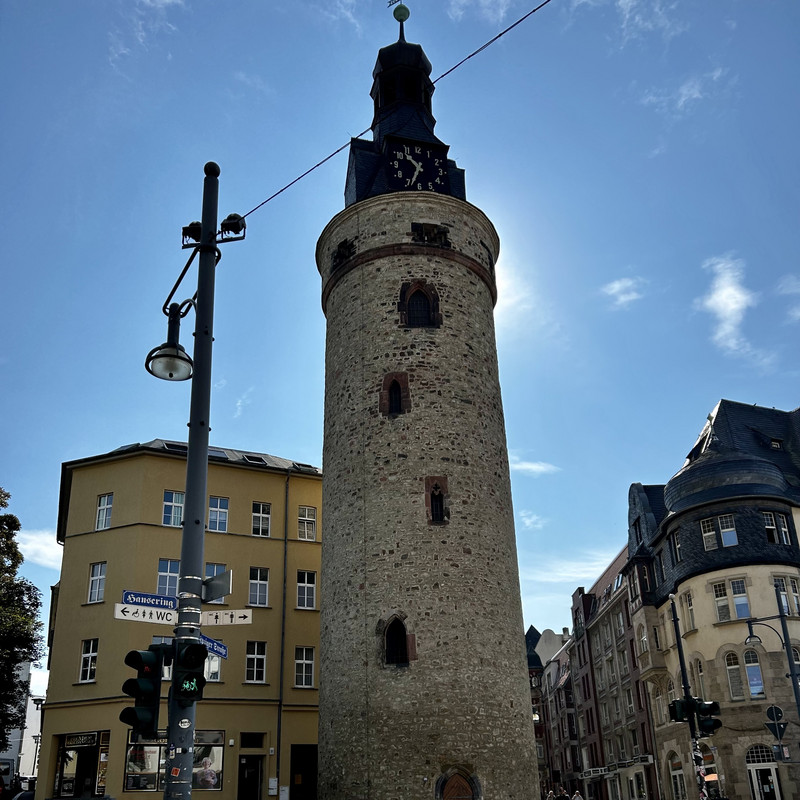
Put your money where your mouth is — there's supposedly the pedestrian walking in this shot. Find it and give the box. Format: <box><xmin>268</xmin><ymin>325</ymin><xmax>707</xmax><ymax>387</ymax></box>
<box><xmin>572</xmin><ymin>792</ymin><xmax>584</xmax><ymax>800</ymax></box>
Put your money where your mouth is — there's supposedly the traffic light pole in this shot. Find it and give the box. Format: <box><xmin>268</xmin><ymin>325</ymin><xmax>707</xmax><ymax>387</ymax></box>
<box><xmin>163</xmin><ymin>163</ymin><xmax>220</xmax><ymax>800</ymax></box>
<box><xmin>669</xmin><ymin>595</ymin><xmax>707</xmax><ymax>800</ymax></box>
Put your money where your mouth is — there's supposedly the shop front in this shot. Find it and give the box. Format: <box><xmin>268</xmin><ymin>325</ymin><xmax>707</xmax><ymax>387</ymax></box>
<box><xmin>52</xmin><ymin>732</ymin><xmax>109</xmax><ymax>799</ymax></box>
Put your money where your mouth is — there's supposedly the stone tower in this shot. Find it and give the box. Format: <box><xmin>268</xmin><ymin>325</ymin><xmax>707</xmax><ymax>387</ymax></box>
<box><xmin>316</xmin><ymin>10</ymin><xmax>537</xmax><ymax>799</ymax></box>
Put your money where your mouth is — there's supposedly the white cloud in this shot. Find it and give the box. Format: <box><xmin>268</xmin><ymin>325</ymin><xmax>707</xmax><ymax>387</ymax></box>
<box><xmin>108</xmin><ymin>0</ymin><xmax>182</xmax><ymax>68</ymax></box>
<box><xmin>234</xmin><ymin>387</ymin><xmax>255</xmax><ymax>419</ymax></box>
<box><xmin>601</xmin><ymin>276</ymin><xmax>645</xmax><ymax>308</ymax></box>
<box><xmin>696</xmin><ymin>254</ymin><xmax>773</xmax><ymax>368</ymax></box>
<box><xmin>233</xmin><ymin>71</ymin><xmax>274</xmax><ymax>96</ymax></box>
<box><xmin>519</xmin><ymin>548</ymin><xmax>620</xmax><ymax>584</ymax></box>
<box><xmin>509</xmin><ymin>455</ymin><xmax>561</xmax><ymax>477</ymax></box>
<box><xmin>642</xmin><ymin>67</ymin><xmax>730</xmax><ymax>118</ymax></box>
<box><xmin>616</xmin><ymin>0</ymin><xmax>687</xmax><ymax>42</ymax></box>
<box><xmin>519</xmin><ymin>511</ymin><xmax>547</xmax><ymax>530</ymax></box>
<box><xmin>448</xmin><ymin>0</ymin><xmax>514</xmax><ymax>23</ymax></box>
<box><xmin>18</xmin><ymin>529</ymin><xmax>62</xmax><ymax>571</ymax></box>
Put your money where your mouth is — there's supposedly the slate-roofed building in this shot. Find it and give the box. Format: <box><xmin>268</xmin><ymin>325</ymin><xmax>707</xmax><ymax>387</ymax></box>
<box><xmin>625</xmin><ymin>399</ymin><xmax>800</xmax><ymax>800</ymax></box>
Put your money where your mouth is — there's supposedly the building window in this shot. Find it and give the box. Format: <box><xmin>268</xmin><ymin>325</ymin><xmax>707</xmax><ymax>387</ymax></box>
<box><xmin>638</xmin><ymin>625</ymin><xmax>648</xmax><ymax>654</ymax></box>
<box><xmin>163</xmin><ymin>491</ymin><xmax>184</xmax><ymax>527</ymax></box>
<box><xmin>96</xmin><ymin>493</ymin><xmax>113</xmax><ymax>530</ymax></box>
<box><xmin>298</xmin><ymin>506</ymin><xmax>317</xmax><ymax>540</ymax></box>
<box><xmin>379</xmin><ymin>372</ymin><xmax>412</xmax><ymax>416</ymax></box>
<box><xmin>655</xmin><ymin>551</ymin><xmax>665</xmax><ymax>584</ymax></box>
<box><xmin>719</xmin><ymin>514</ymin><xmax>737</xmax><ymax>547</ymax></box>
<box><xmin>80</xmin><ymin>638</ymin><xmax>98</xmax><ymax>683</ymax></box>
<box><xmin>425</xmin><ymin>476</ymin><xmax>449</xmax><ymax>524</ymax></box>
<box><xmin>252</xmin><ymin>502</ymin><xmax>270</xmax><ymax>537</ymax></box>
<box><xmin>773</xmin><ymin>576</ymin><xmax>799</xmax><ymax>615</ymax></box>
<box><xmin>297</xmin><ymin>571</ymin><xmax>316</xmax><ymax>609</ymax></box>
<box><xmin>672</xmin><ymin>531</ymin><xmax>682</xmax><ymax>563</ymax></box>
<box><xmin>245</xmin><ymin>641</ymin><xmax>267</xmax><ymax>683</ymax></box>
<box><xmin>208</xmin><ymin>497</ymin><xmax>228</xmax><ymax>532</ymax></box>
<box><xmin>792</xmin><ymin>578</ymin><xmax>800</xmax><ymax>614</ymax></box>
<box><xmin>731</xmin><ymin>579</ymin><xmax>750</xmax><ymax>619</ymax></box>
<box><xmin>667</xmin><ymin>679</ymin><xmax>676</xmax><ymax>704</ymax></box>
<box><xmin>764</xmin><ymin>511</ymin><xmax>779</xmax><ymax>543</ymax></box>
<box><xmin>151</xmin><ymin>635</ymin><xmax>173</xmax><ymax>679</ymax></box>
<box><xmin>205</xmin><ymin>563</ymin><xmax>226</xmax><ymax>604</ymax></box>
<box><xmin>744</xmin><ymin>650</ymin><xmax>765</xmax><ymax>697</ymax></box>
<box><xmin>653</xmin><ymin>688</ymin><xmax>663</xmax><ymax>726</ymax></box>
<box><xmin>398</xmin><ymin>280</ymin><xmax>442</xmax><ymax>328</ymax></box>
<box><xmin>700</xmin><ymin>518</ymin><xmax>717</xmax><ymax>551</ymax></box>
<box><xmin>713</xmin><ymin>582</ymin><xmax>730</xmax><ymax>622</ymax></box>
<box><xmin>725</xmin><ymin>652</ymin><xmax>744</xmax><ymax>699</ymax></box>
<box><xmin>385</xmin><ymin>618</ymin><xmax>409</xmax><ymax>666</ymax></box>
<box><xmin>651</xmin><ymin>625</ymin><xmax>661</xmax><ymax>651</ymax></box>
<box><xmin>249</xmin><ymin>567</ymin><xmax>269</xmax><ymax>607</ymax></box>
<box><xmin>88</xmin><ymin>562</ymin><xmax>106</xmax><ymax>603</ymax></box>
<box><xmin>295</xmin><ymin>646</ymin><xmax>314</xmax><ymax>688</ymax></box>
<box><xmin>684</xmin><ymin>592</ymin><xmax>695</xmax><ymax>630</ymax></box>
<box><xmin>124</xmin><ymin>730</ymin><xmax>223</xmax><ymax>792</ymax></box>
<box><xmin>696</xmin><ymin>660</ymin><xmax>706</xmax><ymax>698</ymax></box>
<box><xmin>157</xmin><ymin>558</ymin><xmax>180</xmax><ymax>596</ymax></box>
<box><xmin>205</xmin><ymin>653</ymin><xmax>221</xmax><ymax>683</ymax></box>
<box><xmin>778</xmin><ymin>514</ymin><xmax>791</xmax><ymax>545</ymax></box>
<box><xmin>668</xmin><ymin>753</ymin><xmax>687</xmax><ymax>800</ymax></box>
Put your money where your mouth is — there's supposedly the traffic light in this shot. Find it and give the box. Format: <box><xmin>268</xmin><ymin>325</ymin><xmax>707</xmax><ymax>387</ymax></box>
<box><xmin>695</xmin><ymin>699</ymin><xmax>722</xmax><ymax>737</ymax></box>
<box><xmin>174</xmin><ymin>641</ymin><xmax>208</xmax><ymax>707</ymax></box>
<box><xmin>120</xmin><ymin>644</ymin><xmax>169</xmax><ymax>739</ymax></box>
<box><xmin>668</xmin><ymin>697</ymin><xmax>696</xmax><ymax>722</ymax></box>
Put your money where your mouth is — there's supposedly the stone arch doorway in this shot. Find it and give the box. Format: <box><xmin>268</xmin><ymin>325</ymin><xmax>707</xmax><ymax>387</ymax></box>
<box><xmin>436</xmin><ymin>768</ymin><xmax>481</xmax><ymax>800</ymax></box>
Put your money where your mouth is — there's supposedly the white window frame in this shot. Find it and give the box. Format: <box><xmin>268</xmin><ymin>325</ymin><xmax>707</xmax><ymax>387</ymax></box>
<box><xmin>719</xmin><ymin>514</ymin><xmax>738</xmax><ymax>547</ymax></box>
<box><xmin>297</xmin><ymin>570</ymin><xmax>316</xmax><ymax>609</ymax></box>
<box><xmin>298</xmin><ymin>506</ymin><xmax>317</xmax><ymax>541</ymax></box>
<box><xmin>163</xmin><ymin>490</ymin><xmax>184</xmax><ymax>527</ymax></box>
<box><xmin>778</xmin><ymin>514</ymin><xmax>791</xmax><ymax>545</ymax></box>
<box><xmin>252</xmin><ymin>502</ymin><xmax>271</xmax><ymax>537</ymax></box>
<box><xmin>88</xmin><ymin>562</ymin><xmax>106</xmax><ymax>604</ymax></box>
<box><xmin>700</xmin><ymin>518</ymin><xmax>717</xmax><ymax>551</ymax></box>
<box><xmin>731</xmin><ymin>579</ymin><xmax>750</xmax><ymax>619</ymax></box>
<box><xmin>726</xmin><ymin>652</ymin><xmax>744</xmax><ymax>699</ymax></box>
<box><xmin>208</xmin><ymin>496</ymin><xmax>229</xmax><ymax>532</ymax></box>
<box><xmin>80</xmin><ymin>638</ymin><xmax>98</xmax><ymax>683</ymax></box>
<box><xmin>245</xmin><ymin>641</ymin><xmax>267</xmax><ymax>683</ymax></box>
<box><xmin>713</xmin><ymin>582</ymin><xmax>731</xmax><ymax>622</ymax></box>
<box><xmin>295</xmin><ymin>646</ymin><xmax>315</xmax><ymax>688</ymax></box>
<box><xmin>205</xmin><ymin>563</ymin><xmax>226</xmax><ymax>604</ymax></box>
<box><xmin>205</xmin><ymin>652</ymin><xmax>221</xmax><ymax>682</ymax></box>
<box><xmin>96</xmin><ymin>493</ymin><xmax>113</xmax><ymax>530</ymax></box>
<box><xmin>249</xmin><ymin>567</ymin><xmax>269</xmax><ymax>607</ymax></box>
<box><xmin>764</xmin><ymin>511</ymin><xmax>778</xmax><ymax>543</ymax></box>
<box><xmin>685</xmin><ymin>591</ymin><xmax>696</xmax><ymax>630</ymax></box>
<box><xmin>744</xmin><ymin>649</ymin><xmax>765</xmax><ymax>698</ymax></box>
<box><xmin>157</xmin><ymin>558</ymin><xmax>180</xmax><ymax>597</ymax></box>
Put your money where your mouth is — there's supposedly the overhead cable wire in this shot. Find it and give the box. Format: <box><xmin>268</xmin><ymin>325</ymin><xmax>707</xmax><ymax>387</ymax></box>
<box><xmin>240</xmin><ymin>0</ymin><xmax>555</xmax><ymax>222</ymax></box>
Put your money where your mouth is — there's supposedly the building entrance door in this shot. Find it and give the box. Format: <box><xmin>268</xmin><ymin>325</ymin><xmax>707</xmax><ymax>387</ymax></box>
<box><xmin>289</xmin><ymin>744</ymin><xmax>317</xmax><ymax>800</ymax></box>
<box><xmin>443</xmin><ymin>774</ymin><xmax>474</xmax><ymax>799</ymax></box>
<box><xmin>748</xmin><ymin>766</ymin><xmax>780</xmax><ymax>800</ymax></box>
<box><xmin>237</xmin><ymin>755</ymin><xmax>263</xmax><ymax>800</ymax></box>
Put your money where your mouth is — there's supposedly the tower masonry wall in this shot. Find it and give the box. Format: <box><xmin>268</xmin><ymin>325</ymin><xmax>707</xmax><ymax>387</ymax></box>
<box><xmin>316</xmin><ymin>192</ymin><xmax>537</xmax><ymax>800</ymax></box>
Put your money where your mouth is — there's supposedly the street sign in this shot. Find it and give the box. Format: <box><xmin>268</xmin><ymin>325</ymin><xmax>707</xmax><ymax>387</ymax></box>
<box><xmin>201</xmin><ymin>609</ymin><xmax>253</xmax><ymax>626</ymax></box>
<box><xmin>765</xmin><ymin>721</ymin><xmax>788</xmax><ymax>741</ymax></box>
<box><xmin>201</xmin><ymin>633</ymin><xmax>228</xmax><ymax>660</ymax></box>
<box><xmin>766</xmin><ymin>705</ymin><xmax>784</xmax><ymax>722</ymax></box>
<box><xmin>115</xmin><ymin>603</ymin><xmax>176</xmax><ymax>625</ymax></box>
<box><xmin>122</xmin><ymin>590</ymin><xmax>178</xmax><ymax>610</ymax></box>
<box><xmin>202</xmin><ymin>569</ymin><xmax>233</xmax><ymax>603</ymax></box>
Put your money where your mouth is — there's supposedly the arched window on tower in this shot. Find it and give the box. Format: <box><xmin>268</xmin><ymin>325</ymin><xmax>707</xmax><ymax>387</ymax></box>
<box><xmin>385</xmin><ymin>618</ymin><xmax>409</xmax><ymax>666</ymax></box>
<box><xmin>425</xmin><ymin>476</ymin><xmax>449</xmax><ymax>524</ymax></box>
<box><xmin>408</xmin><ymin>290</ymin><xmax>431</xmax><ymax>327</ymax></box>
<box><xmin>388</xmin><ymin>380</ymin><xmax>402</xmax><ymax>415</ymax></box>
<box><xmin>398</xmin><ymin>280</ymin><xmax>442</xmax><ymax>328</ymax></box>
<box><xmin>431</xmin><ymin>486</ymin><xmax>444</xmax><ymax>523</ymax></box>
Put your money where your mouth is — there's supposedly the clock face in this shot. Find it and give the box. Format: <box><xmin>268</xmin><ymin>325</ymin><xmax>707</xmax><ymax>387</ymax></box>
<box><xmin>387</xmin><ymin>142</ymin><xmax>449</xmax><ymax>193</ymax></box>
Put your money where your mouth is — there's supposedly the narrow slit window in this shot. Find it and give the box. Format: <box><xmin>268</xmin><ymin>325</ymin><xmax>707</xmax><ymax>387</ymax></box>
<box><xmin>385</xmin><ymin>618</ymin><xmax>409</xmax><ymax>666</ymax></box>
<box><xmin>388</xmin><ymin>380</ymin><xmax>402</xmax><ymax>415</ymax></box>
<box><xmin>431</xmin><ymin>486</ymin><xmax>444</xmax><ymax>523</ymax></box>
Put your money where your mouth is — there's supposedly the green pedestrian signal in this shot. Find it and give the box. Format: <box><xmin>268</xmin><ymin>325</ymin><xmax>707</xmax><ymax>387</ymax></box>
<box><xmin>174</xmin><ymin>641</ymin><xmax>208</xmax><ymax>707</ymax></box>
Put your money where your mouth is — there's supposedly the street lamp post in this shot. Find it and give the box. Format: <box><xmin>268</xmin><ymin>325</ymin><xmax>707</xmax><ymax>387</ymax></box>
<box><xmin>145</xmin><ymin>162</ymin><xmax>244</xmax><ymax>800</ymax></box>
<box><xmin>744</xmin><ymin>583</ymin><xmax>800</xmax><ymax>727</ymax></box>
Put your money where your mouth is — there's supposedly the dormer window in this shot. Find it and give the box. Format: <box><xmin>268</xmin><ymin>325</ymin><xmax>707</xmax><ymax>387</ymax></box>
<box><xmin>771</xmin><ymin>439</ymin><xmax>783</xmax><ymax>450</ymax></box>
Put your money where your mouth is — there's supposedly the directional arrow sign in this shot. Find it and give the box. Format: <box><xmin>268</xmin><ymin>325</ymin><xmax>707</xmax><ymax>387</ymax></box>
<box><xmin>201</xmin><ymin>609</ymin><xmax>253</xmax><ymax>626</ymax></box>
<box><xmin>765</xmin><ymin>721</ymin><xmax>788</xmax><ymax>741</ymax></box>
<box><xmin>115</xmin><ymin>603</ymin><xmax>176</xmax><ymax>625</ymax></box>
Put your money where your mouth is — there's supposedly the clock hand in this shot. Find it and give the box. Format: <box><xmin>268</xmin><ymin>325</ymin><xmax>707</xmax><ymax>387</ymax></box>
<box><xmin>407</xmin><ymin>156</ymin><xmax>422</xmax><ymax>184</ymax></box>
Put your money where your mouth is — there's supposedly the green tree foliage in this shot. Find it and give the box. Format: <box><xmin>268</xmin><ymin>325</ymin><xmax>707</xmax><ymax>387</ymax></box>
<box><xmin>0</xmin><ymin>487</ymin><xmax>44</xmax><ymax>752</ymax></box>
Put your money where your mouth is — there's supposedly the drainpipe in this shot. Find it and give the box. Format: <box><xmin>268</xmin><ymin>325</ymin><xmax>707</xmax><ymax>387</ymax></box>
<box><xmin>275</xmin><ymin>469</ymin><xmax>291</xmax><ymax>792</ymax></box>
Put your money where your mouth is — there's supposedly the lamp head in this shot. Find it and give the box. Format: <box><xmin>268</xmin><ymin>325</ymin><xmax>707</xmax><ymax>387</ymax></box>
<box><xmin>744</xmin><ymin>633</ymin><xmax>763</xmax><ymax>646</ymax></box>
<box><xmin>145</xmin><ymin>302</ymin><xmax>193</xmax><ymax>381</ymax></box>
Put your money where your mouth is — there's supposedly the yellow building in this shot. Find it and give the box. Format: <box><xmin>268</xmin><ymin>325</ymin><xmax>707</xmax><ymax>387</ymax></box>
<box><xmin>37</xmin><ymin>439</ymin><xmax>322</xmax><ymax>800</ymax></box>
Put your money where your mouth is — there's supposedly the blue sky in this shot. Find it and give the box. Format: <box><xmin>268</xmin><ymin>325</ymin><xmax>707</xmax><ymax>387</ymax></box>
<box><xmin>2</xmin><ymin>0</ymin><xmax>799</xmax><ymax>694</ymax></box>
